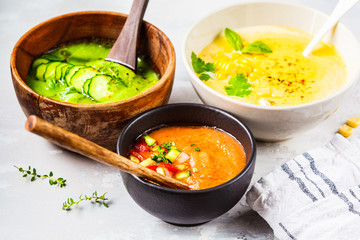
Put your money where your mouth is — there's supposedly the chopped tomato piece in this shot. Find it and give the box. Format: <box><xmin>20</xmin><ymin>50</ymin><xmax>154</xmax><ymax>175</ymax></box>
<box><xmin>134</xmin><ymin>138</ymin><xmax>150</xmax><ymax>152</ymax></box>
<box><xmin>159</xmin><ymin>163</ymin><xmax>179</xmax><ymax>174</ymax></box>
<box><xmin>129</xmin><ymin>150</ymin><xmax>146</xmax><ymax>161</ymax></box>
<box><xmin>147</xmin><ymin>165</ymin><xmax>158</xmax><ymax>171</ymax></box>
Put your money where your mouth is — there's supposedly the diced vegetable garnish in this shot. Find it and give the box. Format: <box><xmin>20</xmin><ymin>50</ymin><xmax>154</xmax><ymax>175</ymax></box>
<box><xmin>129</xmin><ymin>155</ymin><xmax>140</xmax><ymax>163</ymax></box>
<box><xmin>129</xmin><ymin>150</ymin><xmax>146</xmax><ymax>161</ymax></box>
<box><xmin>338</xmin><ymin>124</ymin><xmax>353</xmax><ymax>138</ymax></box>
<box><xmin>175</xmin><ymin>170</ymin><xmax>191</xmax><ymax>181</ymax></box>
<box><xmin>165</xmin><ymin>149</ymin><xmax>181</xmax><ymax>163</ymax></box>
<box><xmin>156</xmin><ymin>167</ymin><xmax>165</xmax><ymax>176</ymax></box>
<box><xmin>139</xmin><ymin>158</ymin><xmax>156</xmax><ymax>167</ymax></box>
<box><xmin>347</xmin><ymin>117</ymin><xmax>360</xmax><ymax>128</ymax></box>
<box><xmin>144</xmin><ymin>135</ymin><xmax>156</xmax><ymax>146</ymax></box>
<box><xmin>176</xmin><ymin>152</ymin><xmax>190</xmax><ymax>163</ymax></box>
<box><xmin>130</xmin><ymin>135</ymin><xmax>194</xmax><ymax>182</ymax></box>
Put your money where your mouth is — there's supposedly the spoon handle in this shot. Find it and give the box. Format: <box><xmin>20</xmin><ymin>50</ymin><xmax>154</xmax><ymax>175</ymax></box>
<box><xmin>25</xmin><ymin>115</ymin><xmax>190</xmax><ymax>190</ymax></box>
<box><xmin>105</xmin><ymin>0</ymin><xmax>149</xmax><ymax>71</ymax></box>
<box><xmin>303</xmin><ymin>0</ymin><xmax>359</xmax><ymax>57</ymax></box>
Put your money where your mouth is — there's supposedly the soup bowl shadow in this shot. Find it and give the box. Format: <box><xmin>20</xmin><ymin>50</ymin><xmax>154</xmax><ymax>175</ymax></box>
<box><xmin>183</xmin><ymin>2</ymin><xmax>360</xmax><ymax>141</ymax></box>
<box><xmin>117</xmin><ymin>103</ymin><xmax>256</xmax><ymax>226</ymax></box>
<box><xmin>11</xmin><ymin>11</ymin><xmax>175</xmax><ymax>151</ymax></box>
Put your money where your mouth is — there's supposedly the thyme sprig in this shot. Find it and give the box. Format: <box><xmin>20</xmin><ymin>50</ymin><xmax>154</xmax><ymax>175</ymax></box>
<box><xmin>14</xmin><ymin>165</ymin><xmax>67</xmax><ymax>188</ymax></box>
<box><xmin>62</xmin><ymin>191</ymin><xmax>109</xmax><ymax>210</ymax></box>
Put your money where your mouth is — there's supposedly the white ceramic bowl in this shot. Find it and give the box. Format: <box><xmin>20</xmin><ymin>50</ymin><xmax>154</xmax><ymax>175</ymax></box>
<box><xmin>183</xmin><ymin>2</ymin><xmax>360</xmax><ymax>141</ymax></box>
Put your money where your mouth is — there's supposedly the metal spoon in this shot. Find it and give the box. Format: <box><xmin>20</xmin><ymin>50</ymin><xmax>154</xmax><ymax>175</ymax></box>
<box><xmin>105</xmin><ymin>0</ymin><xmax>149</xmax><ymax>72</ymax></box>
<box><xmin>303</xmin><ymin>0</ymin><xmax>359</xmax><ymax>57</ymax></box>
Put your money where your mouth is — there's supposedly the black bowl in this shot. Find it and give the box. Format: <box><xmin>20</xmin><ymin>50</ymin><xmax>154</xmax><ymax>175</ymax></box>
<box><xmin>117</xmin><ymin>103</ymin><xmax>256</xmax><ymax>225</ymax></box>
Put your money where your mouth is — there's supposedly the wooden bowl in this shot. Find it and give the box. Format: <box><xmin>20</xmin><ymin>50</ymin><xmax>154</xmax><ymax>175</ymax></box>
<box><xmin>10</xmin><ymin>11</ymin><xmax>175</xmax><ymax>151</ymax></box>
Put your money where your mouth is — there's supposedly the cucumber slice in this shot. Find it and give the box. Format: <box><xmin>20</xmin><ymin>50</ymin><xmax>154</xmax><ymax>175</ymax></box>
<box><xmin>64</xmin><ymin>66</ymin><xmax>84</xmax><ymax>86</ymax></box>
<box><xmin>70</xmin><ymin>67</ymin><xmax>98</xmax><ymax>93</ymax></box>
<box><xmin>88</xmin><ymin>75</ymin><xmax>113</xmax><ymax>102</ymax></box>
<box><xmin>82</xmin><ymin>78</ymin><xmax>93</xmax><ymax>95</ymax></box>
<box><xmin>86</xmin><ymin>60</ymin><xmax>133</xmax><ymax>86</ymax></box>
<box><xmin>139</xmin><ymin>158</ymin><xmax>156</xmax><ymax>167</ymax></box>
<box><xmin>175</xmin><ymin>170</ymin><xmax>191</xmax><ymax>180</ymax></box>
<box><xmin>144</xmin><ymin>135</ymin><xmax>156</xmax><ymax>146</ymax></box>
<box><xmin>60</xmin><ymin>64</ymin><xmax>72</xmax><ymax>82</ymax></box>
<box><xmin>55</xmin><ymin>63</ymin><xmax>69</xmax><ymax>81</ymax></box>
<box><xmin>35</xmin><ymin>63</ymin><xmax>49</xmax><ymax>81</ymax></box>
<box><xmin>165</xmin><ymin>149</ymin><xmax>181</xmax><ymax>163</ymax></box>
<box><xmin>63</xmin><ymin>92</ymin><xmax>85</xmax><ymax>103</ymax></box>
<box><xmin>32</xmin><ymin>58</ymin><xmax>50</xmax><ymax>69</ymax></box>
<box><xmin>43</xmin><ymin>62</ymin><xmax>62</xmax><ymax>81</ymax></box>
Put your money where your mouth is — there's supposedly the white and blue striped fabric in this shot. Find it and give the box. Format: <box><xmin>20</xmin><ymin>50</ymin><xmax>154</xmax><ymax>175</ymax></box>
<box><xmin>246</xmin><ymin>134</ymin><xmax>360</xmax><ymax>240</ymax></box>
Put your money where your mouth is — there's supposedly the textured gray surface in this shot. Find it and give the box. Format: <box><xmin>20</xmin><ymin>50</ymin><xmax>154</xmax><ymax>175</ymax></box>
<box><xmin>1</xmin><ymin>0</ymin><xmax>359</xmax><ymax>239</ymax></box>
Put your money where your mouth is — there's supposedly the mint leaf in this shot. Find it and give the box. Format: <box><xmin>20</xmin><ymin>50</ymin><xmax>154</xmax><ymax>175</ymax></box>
<box><xmin>199</xmin><ymin>73</ymin><xmax>211</xmax><ymax>81</ymax></box>
<box><xmin>224</xmin><ymin>74</ymin><xmax>252</xmax><ymax>97</ymax></box>
<box><xmin>224</xmin><ymin>28</ymin><xmax>243</xmax><ymax>51</ymax></box>
<box><xmin>191</xmin><ymin>52</ymin><xmax>215</xmax><ymax>74</ymax></box>
<box><xmin>242</xmin><ymin>41</ymin><xmax>272</xmax><ymax>54</ymax></box>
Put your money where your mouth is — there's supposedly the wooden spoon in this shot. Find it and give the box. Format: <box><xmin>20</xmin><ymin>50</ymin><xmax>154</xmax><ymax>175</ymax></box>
<box><xmin>105</xmin><ymin>0</ymin><xmax>149</xmax><ymax>72</ymax></box>
<box><xmin>303</xmin><ymin>0</ymin><xmax>359</xmax><ymax>57</ymax></box>
<box><xmin>25</xmin><ymin>115</ymin><xmax>190</xmax><ymax>190</ymax></box>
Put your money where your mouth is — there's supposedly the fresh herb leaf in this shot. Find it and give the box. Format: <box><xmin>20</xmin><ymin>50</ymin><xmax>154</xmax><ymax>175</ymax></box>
<box><xmin>162</xmin><ymin>142</ymin><xmax>173</xmax><ymax>151</ymax></box>
<box><xmin>199</xmin><ymin>73</ymin><xmax>211</xmax><ymax>81</ymax></box>
<box><xmin>242</xmin><ymin>41</ymin><xmax>272</xmax><ymax>54</ymax></box>
<box><xmin>224</xmin><ymin>28</ymin><xmax>243</xmax><ymax>51</ymax></box>
<box><xmin>190</xmin><ymin>144</ymin><xmax>195</xmax><ymax>147</ymax></box>
<box><xmin>151</xmin><ymin>146</ymin><xmax>170</xmax><ymax>164</ymax></box>
<box><xmin>224</xmin><ymin>74</ymin><xmax>252</xmax><ymax>98</ymax></box>
<box><xmin>191</xmin><ymin>52</ymin><xmax>216</xmax><ymax>74</ymax></box>
<box><xmin>14</xmin><ymin>165</ymin><xmax>67</xmax><ymax>188</ymax></box>
<box><xmin>62</xmin><ymin>191</ymin><xmax>109</xmax><ymax>210</ymax></box>
<box><xmin>194</xmin><ymin>147</ymin><xmax>200</xmax><ymax>152</ymax></box>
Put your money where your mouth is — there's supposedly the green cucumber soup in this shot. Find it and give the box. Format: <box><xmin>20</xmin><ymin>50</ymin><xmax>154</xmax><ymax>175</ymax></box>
<box><xmin>26</xmin><ymin>38</ymin><xmax>159</xmax><ymax>104</ymax></box>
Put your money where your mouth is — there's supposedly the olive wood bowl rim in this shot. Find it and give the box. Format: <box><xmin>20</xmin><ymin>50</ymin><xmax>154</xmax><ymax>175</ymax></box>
<box><xmin>10</xmin><ymin>11</ymin><xmax>176</xmax><ymax>109</ymax></box>
<box><xmin>117</xmin><ymin>103</ymin><xmax>257</xmax><ymax>193</ymax></box>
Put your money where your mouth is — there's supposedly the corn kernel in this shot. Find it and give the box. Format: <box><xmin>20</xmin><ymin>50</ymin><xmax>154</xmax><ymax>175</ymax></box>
<box><xmin>230</xmin><ymin>52</ymin><xmax>242</xmax><ymax>60</ymax></box>
<box><xmin>338</xmin><ymin>124</ymin><xmax>353</xmax><ymax>138</ymax></box>
<box><xmin>346</xmin><ymin>117</ymin><xmax>360</xmax><ymax>128</ymax></box>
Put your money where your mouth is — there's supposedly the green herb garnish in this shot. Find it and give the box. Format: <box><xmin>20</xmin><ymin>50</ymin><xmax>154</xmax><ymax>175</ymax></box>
<box><xmin>151</xmin><ymin>146</ymin><xmax>170</xmax><ymax>164</ymax></box>
<box><xmin>191</xmin><ymin>52</ymin><xmax>216</xmax><ymax>74</ymax></box>
<box><xmin>225</xmin><ymin>27</ymin><xmax>243</xmax><ymax>51</ymax></box>
<box><xmin>190</xmin><ymin>144</ymin><xmax>195</xmax><ymax>147</ymax></box>
<box><xmin>199</xmin><ymin>73</ymin><xmax>211</xmax><ymax>81</ymax></box>
<box><xmin>224</xmin><ymin>74</ymin><xmax>252</xmax><ymax>97</ymax></box>
<box><xmin>62</xmin><ymin>191</ymin><xmax>108</xmax><ymax>210</ymax></box>
<box><xmin>194</xmin><ymin>147</ymin><xmax>200</xmax><ymax>152</ymax></box>
<box><xmin>191</xmin><ymin>52</ymin><xmax>216</xmax><ymax>81</ymax></box>
<box><xmin>242</xmin><ymin>41</ymin><xmax>272</xmax><ymax>54</ymax></box>
<box><xmin>162</xmin><ymin>142</ymin><xmax>173</xmax><ymax>151</ymax></box>
<box><xmin>224</xmin><ymin>28</ymin><xmax>272</xmax><ymax>54</ymax></box>
<box><xmin>14</xmin><ymin>165</ymin><xmax>67</xmax><ymax>188</ymax></box>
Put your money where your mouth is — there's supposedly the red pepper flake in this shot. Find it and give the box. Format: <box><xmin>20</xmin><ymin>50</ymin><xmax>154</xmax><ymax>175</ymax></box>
<box><xmin>301</xmin><ymin>79</ymin><xmax>305</xmax><ymax>84</ymax></box>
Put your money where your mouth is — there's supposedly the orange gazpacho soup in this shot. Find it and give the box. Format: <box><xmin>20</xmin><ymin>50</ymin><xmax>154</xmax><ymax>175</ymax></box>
<box><xmin>129</xmin><ymin>126</ymin><xmax>246</xmax><ymax>190</ymax></box>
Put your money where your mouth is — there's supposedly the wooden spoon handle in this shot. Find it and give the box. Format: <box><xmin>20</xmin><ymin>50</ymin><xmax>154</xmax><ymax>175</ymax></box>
<box><xmin>106</xmin><ymin>0</ymin><xmax>149</xmax><ymax>71</ymax></box>
<box><xmin>25</xmin><ymin>115</ymin><xmax>189</xmax><ymax>190</ymax></box>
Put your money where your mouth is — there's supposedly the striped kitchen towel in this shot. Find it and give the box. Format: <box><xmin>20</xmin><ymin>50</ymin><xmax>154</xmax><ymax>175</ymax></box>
<box><xmin>246</xmin><ymin>134</ymin><xmax>360</xmax><ymax>240</ymax></box>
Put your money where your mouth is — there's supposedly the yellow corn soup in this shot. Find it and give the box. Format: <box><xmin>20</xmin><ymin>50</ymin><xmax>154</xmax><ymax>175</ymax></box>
<box><xmin>198</xmin><ymin>26</ymin><xmax>347</xmax><ymax>106</ymax></box>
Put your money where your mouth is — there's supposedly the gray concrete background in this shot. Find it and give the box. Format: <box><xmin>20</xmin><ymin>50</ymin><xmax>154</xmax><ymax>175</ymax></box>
<box><xmin>1</xmin><ymin>0</ymin><xmax>359</xmax><ymax>239</ymax></box>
